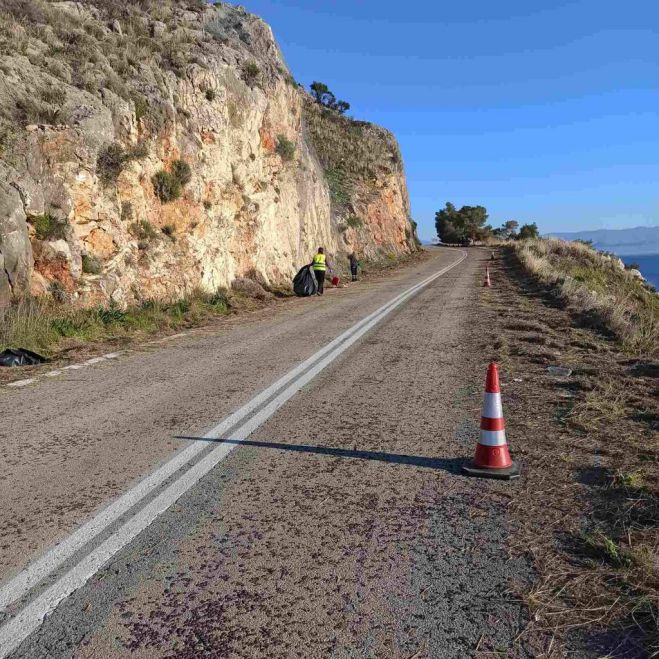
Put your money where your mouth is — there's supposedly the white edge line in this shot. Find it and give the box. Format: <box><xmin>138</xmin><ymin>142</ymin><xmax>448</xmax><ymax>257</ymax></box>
<box><xmin>5</xmin><ymin>379</ymin><xmax>35</xmax><ymax>388</ymax></box>
<box><xmin>4</xmin><ymin>354</ymin><xmax>124</xmax><ymax>390</ymax></box>
<box><xmin>0</xmin><ymin>252</ymin><xmax>466</xmax><ymax>657</ymax></box>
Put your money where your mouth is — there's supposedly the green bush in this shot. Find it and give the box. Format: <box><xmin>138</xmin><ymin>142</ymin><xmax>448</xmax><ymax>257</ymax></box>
<box><xmin>129</xmin><ymin>219</ymin><xmax>158</xmax><ymax>241</ymax></box>
<box><xmin>242</xmin><ymin>61</ymin><xmax>260</xmax><ymax>86</ymax></box>
<box><xmin>81</xmin><ymin>254</ymin><xmax>102</xmax><ymax>275</ymax></box>
<box><xmin>134</xmin><ymin>95</ymin><xmax>148</xmax><ymax>122</ymax></box>
<box><xmin>31</xmin><ymin>212</ymin><xmax>68</xmax><ymax>241</ymax></box>
<box><xmin>152</xmin><ymin>170</ymin><xmax>182</xmax><ymax>203</ymax></box>
<box><xmin>152</xmin><ymin>159</ymin><xmax>192</xmax><ymax>203</ymax></box>
<box><xmin>171</xmin><ymin>159</ymin><xmax>192</xmax><ymax>185</ymax></box>
<box><xmin>97</xmin><ymin>143</ymin><xmax>126</xmax><ymax>184</ymax></box>
<box><xmin>324</xmin><ymin>168</ymin><xmax>351</xmax><ymax>208</ymax></box>
<box><xmin>346</xmin><ymin>215</ymin><xmax>363</xmax><ymax>229</ymax></box>
<box><xmin>276</xmin><ymin>135</ymin><xmax>295</xmax><ymax>162</ymax></box>
<box><xmin>97</xmin><ymin>142</ymin><xmax>148</xmax><ymax>185</ymax></box>
<box><xmin>205</xmin><ymin>88</ymin><xmax>216</xmax><ymax>102</ymax></box>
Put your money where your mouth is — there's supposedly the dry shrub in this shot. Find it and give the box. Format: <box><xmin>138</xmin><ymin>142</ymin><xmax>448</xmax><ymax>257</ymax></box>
<box><xmin>230</xmin><ymin>277</ymin><xmax>273</xmax><ymax>301</ymax></box>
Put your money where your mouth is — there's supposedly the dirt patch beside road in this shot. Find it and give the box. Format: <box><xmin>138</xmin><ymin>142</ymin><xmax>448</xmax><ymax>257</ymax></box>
<box><xmin>481</xmin><ymin>248</ymin><xmax>658</xmax><ymax>657</ymax></box>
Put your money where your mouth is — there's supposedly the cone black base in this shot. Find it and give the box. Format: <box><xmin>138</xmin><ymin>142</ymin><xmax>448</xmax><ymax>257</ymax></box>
<box><xmin>462</xmin><ymin>461</ymin><xmax>521</xmax><ymax>480</ymax></box>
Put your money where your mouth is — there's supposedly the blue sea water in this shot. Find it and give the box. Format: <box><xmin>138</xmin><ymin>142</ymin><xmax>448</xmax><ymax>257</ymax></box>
<box><xmin>621</xmin><ymin>254</ymin><xmax>659</xmax><ymax>289</ymax></box>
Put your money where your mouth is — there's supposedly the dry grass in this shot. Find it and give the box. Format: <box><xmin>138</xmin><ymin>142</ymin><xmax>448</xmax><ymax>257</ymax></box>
<box><xmin>484</xmin><ymin>248</ymin><xmax>659</xmax><ymax>656</ymax></box>
<box><xmin>513</xmin><ymin>239</ymin><xmax>659</xmax><ymax>357</ymax></box>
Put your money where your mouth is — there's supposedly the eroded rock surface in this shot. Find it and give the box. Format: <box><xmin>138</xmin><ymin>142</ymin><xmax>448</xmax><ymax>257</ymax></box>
<box><xmin>0</xmin><ymin>0</ymin><xmax>417</xmax><ymax>307</ymax></box>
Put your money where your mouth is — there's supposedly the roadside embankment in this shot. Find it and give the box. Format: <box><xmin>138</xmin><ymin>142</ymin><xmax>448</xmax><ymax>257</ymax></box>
<box><xmin>479</xmin><ymin>247</ymin><xmax>658</xmax><ymax>657</ymax></box>
<box><xmin>513</xmin><ymin>238</ymin><xmax>658</xmax><ymax>357</ymax></box>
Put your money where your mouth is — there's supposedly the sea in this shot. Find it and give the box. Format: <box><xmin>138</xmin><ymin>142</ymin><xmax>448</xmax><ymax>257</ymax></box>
<box><xmin>620</xmin><ymin>254</ymin><xmax>659</xmax><ymax>289</ymax></box>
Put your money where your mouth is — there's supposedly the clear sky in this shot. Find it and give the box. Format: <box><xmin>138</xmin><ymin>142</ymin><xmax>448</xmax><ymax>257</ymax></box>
<box><xmin>235</xmin><ymin>0</ymin><xmax>659</xmax><ymax>241</ymax></box>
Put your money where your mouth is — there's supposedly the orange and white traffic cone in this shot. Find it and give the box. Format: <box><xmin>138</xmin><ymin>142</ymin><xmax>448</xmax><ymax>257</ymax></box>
<box><xmin>462</xmin><ymin>363</ymin><xmax>521</xmax><ymax>480</ymax></box>
<box><xmin>483</xmin><ymin>266</ymin><xmax>492</xmax><ymax>287</ymax></box>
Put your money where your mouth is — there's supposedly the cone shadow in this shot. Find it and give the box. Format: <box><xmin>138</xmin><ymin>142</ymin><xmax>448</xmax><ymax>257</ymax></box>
<box><xmin>175</xmin><ymin>436</ymin><xmax>464</xmax><ymax>474</ymax></box>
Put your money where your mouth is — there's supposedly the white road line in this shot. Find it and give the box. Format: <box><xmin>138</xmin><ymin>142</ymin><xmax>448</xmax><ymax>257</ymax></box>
<box><xmin>5</xmin><ymin>380</ymin><xmax>35</xmax><ymax>388</ymax></box>
<box><xmin>4</xmin><ymin>353</ymin><xmax>124</xmax><ymax>389</ymax></box>
<box><xmin>0</xmin><ymin>252</ymin><xmax>466</xmax><ymax>658</ymax></box>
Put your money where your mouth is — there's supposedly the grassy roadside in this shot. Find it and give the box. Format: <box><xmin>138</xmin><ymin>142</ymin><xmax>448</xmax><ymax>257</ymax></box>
<box><xmin>0</xmin><ymin>250</ymin><xmax>430</xmax><ymax>360</ymax></box>
<box><xmin>513</xmin><ymin>238</ymin><xmax>658</xmax><ymax>357</ymax></box>
<box><xmin>0</xmin><ymin>289</ymin><xmax>233</xmax><ymax>357</ymax></box>
<box><xmin>480</xmin><ymin>246</ymin><xmax>658</xmax><ymax>657</ymax></box>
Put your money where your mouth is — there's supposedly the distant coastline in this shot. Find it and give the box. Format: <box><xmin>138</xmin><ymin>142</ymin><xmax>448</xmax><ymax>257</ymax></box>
<box><xmin>549</xmin><ymin>225</ymin><xmax>659</xmax><ymax>256</ymax></box>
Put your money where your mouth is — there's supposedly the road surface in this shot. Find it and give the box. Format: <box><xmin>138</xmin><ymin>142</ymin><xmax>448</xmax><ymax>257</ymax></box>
<box><xmin>0</xmin><ymin>248</ymin><xmax>532</xmax><ymax>658</ymax></box>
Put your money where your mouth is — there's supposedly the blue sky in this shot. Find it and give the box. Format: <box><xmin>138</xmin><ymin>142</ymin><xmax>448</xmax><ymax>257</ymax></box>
<box><xmin>235</xmin><ymin>0</ymin><xmax>659</xmax><ymax>241</ymax></box>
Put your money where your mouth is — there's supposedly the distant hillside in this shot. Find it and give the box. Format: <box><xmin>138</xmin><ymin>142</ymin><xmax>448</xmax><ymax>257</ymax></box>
<box><xmin>548</xmin><ymin>226</ymin><xmax>659</xmax><ymax>255</ymax></box>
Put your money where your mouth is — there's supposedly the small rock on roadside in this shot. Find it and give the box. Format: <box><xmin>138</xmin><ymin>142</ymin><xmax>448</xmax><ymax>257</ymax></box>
<box><xmin>547</xmin><ymin>366</ymin><xmax>572</xmax><ymax>377</ymax></box>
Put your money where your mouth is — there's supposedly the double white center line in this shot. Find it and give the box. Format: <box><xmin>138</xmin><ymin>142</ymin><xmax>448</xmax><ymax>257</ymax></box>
<box><xmin>0</xmin><ymin>252</ymin><xmax>466</xmax><ymax>657</ymax></box>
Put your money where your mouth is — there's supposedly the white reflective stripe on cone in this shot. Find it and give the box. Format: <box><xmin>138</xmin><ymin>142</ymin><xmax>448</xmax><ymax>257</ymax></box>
<box><xmin>482</xmin><ymin>392</ymin><xmax>503</xmax><ymax>419</ymax></box>
<box><xmin>479</xmin><ymin>429</ymin><xmax>508</xmax><ymax>447</ymax></box>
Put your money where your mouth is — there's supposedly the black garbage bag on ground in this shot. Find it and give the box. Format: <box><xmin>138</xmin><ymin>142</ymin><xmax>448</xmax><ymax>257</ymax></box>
<box><xmin>0</xmin><ymin>348</ymin><xmax>48</xmax><ymax>367</ymax></box>
<box><xmin>293</xmin><ymin>265</ymin><xmax>318</xmax><ymax>297</ymax></box>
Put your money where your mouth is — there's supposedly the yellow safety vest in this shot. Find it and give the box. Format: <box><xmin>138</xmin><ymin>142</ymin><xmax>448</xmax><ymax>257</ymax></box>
<box><xmin>312</xmin><ymin>253</ymin><xmax>326</xmax><ymax>271</ymax></box>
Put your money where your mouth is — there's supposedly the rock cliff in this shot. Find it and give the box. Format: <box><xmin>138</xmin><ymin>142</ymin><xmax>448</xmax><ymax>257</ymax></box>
<box><xmin>0</xmin><ymin>0</ymin><xmax>417</xmax><ymax>307</ymax></box>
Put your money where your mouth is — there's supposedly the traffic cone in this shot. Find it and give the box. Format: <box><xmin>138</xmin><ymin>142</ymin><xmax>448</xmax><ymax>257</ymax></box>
<box><xmin>483</xmin><ymin>266</ymin><xmax>492</xmax><ymax>287</ymax></box>
<box><xmin>462</xmin><ymin>363</ymin><xmax>521</xmax><ymax>480</ymax></box>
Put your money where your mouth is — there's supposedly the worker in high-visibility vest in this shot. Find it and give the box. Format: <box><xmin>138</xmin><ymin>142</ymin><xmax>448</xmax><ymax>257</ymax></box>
<box><xmin>311</xmin><ymin>247</ymin><xmax>329</xmax><ymax>295</ymax></box>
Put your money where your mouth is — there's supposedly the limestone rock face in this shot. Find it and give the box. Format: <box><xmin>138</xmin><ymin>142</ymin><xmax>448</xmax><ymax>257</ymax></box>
<box><xmin>0</xmin><ymin>1</ymin><xmax>417</xmax><ymax>308</ymax></box>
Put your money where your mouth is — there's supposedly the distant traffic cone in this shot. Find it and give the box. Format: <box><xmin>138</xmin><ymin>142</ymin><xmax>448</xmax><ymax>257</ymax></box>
<box><xmin>462</xmin><ymin>363</ymin><xmax>521</xmax><ymax>480</ymax></box>
<box><xmin>483</xmin><ymin>266</ymin><xmax>492</xmax><ymax>287</ymax></box>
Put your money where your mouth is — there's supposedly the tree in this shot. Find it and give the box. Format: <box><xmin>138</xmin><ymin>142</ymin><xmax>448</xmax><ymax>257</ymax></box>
<box><xmin>435</xmin><ymin>202</ymin><xmax>489</xmax><ymax>244</ymax></box>
<box><xmin>518</xmin><ymin>222</ymin><xmax>539</xmax><ymax>240</ymax></box>
<box><xmin>495</xmin><ymin>220</ymin><xmax>519</xmax><ymax>240</ymax></box>
<box><xmin>309</xmin><ymin>82</ymin><xmax>350</xmax><ymax>114</ymax></box>
<box><xmin>310</xmin><ymin>81</ymin><xmax>330</xmax><ymax>105</ymax></box>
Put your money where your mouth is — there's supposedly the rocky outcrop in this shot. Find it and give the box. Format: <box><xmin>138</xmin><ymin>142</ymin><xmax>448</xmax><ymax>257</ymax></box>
<box><xmin>0</xmin><ymin>0</ymin><xmax>417</xmax><ymax>307</ymax></box>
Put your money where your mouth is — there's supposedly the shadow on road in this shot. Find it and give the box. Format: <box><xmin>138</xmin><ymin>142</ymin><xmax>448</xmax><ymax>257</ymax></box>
<box><xmin>175</xmin><ymin>436</ymin><xmax>464</xmax><ymax>473</ymax></box>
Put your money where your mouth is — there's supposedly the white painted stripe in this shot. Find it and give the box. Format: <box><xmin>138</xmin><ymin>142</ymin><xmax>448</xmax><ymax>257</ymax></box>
<box><xmin>0</xmin><ymin>252</ymin><xmax>466</xmax><ymax>656</ymax></box>
<box><xmin>83</xmin><ymin>357</ymin><xmax>107</xmax><ymax>366</ymax></box>
<box><xmin>4</xmin><ymin>353</ymin><xmax>125</xmax><ymax>390</ymax></box>
<box><xmin>482</xmin><ymin>392</ymin><xmax>503</xmax><ymax>419</ymax></box>
<box><xmin>479</xmin><ymin>429</ymin><xmax>507</xmax><ymax>447</ymax></box>
<box><xmin>6</xmin><ymin>379</ymin><xmax>35</xmax><ymax>388</ymax></box>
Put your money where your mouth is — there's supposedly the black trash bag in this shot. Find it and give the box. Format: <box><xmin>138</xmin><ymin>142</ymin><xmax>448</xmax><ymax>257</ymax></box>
<box><xmin>293</xmin><ymin>265</ymin><xmax>318</xmax><ymax>297</ymax></box>
<box><xmin>0</xmin><ymin>348</ymin><xmax>48</xmax><ymax>367</ymax></box>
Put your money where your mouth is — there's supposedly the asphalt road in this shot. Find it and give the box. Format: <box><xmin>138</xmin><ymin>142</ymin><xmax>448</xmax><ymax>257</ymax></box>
<box><xmin>0</xmin><ymin>248</ymin><xmax>533</xmax><ymax>658</ymax></box>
